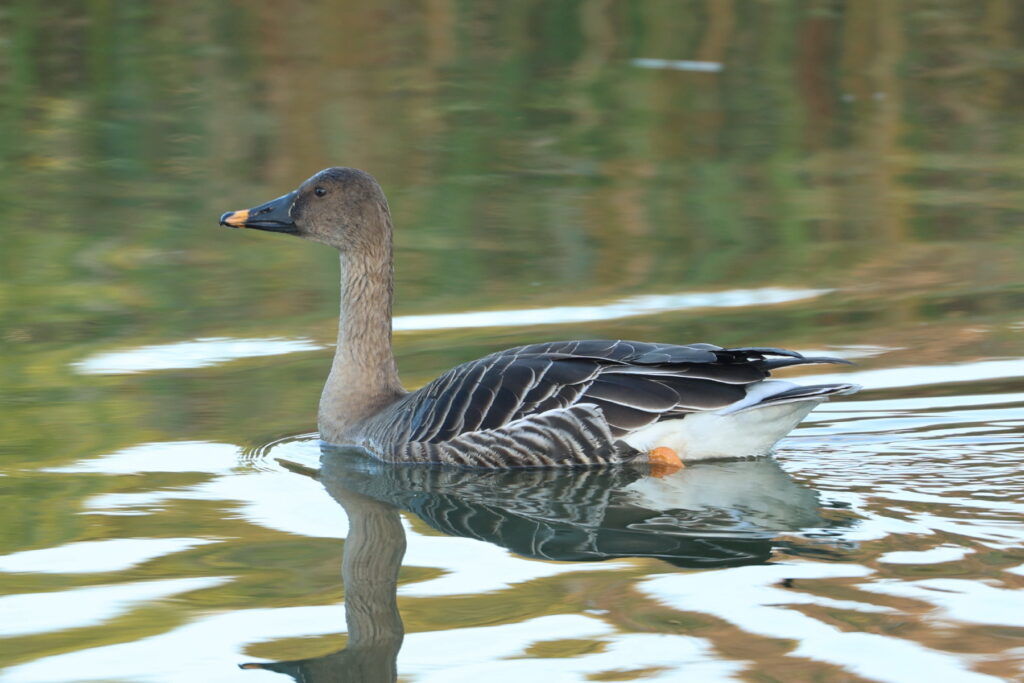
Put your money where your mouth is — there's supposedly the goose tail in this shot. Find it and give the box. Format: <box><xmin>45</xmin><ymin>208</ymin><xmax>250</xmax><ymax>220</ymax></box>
<box><xmin>622</xmin><ymin>380</ymin><xmax>861</xmax><ymax>462</ymax></box>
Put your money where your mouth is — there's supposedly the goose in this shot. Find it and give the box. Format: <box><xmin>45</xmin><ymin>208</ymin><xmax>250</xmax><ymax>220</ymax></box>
<box><xmin>219</xmin><ymin>167</ymin><xmax>859</xmax><ymax>471</ymax></box>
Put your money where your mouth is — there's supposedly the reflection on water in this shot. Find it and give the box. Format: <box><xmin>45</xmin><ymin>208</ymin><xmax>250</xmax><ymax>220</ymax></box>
<box><xmin>2</xmin><ymin>1</ymin><xmax>1024</xmax><ymax>681</ymax></box>
<box><xmin>1</xmin><ymin>384</ymin><xmax>1021</xmax><ymax>681</ymax></box>
<box><xmin>243</xmin><ymin>480</ymin><xmax>406</xmax><ymax>683</ymax></box>
<box><xmin>74</xmin><ymin>338</ymin><xmax>325</xmax><ymax>375</ymax></box>
<box><xmin>72</xmin><ymin>286</ymin><xmax>827</xmax><ymax>375</ymax></box>
<box><xmin>243</xmin><ymin>446</ymin><xmax>838</xmax><ymax>681</ymax></box>
<box><xmin>316</xmin><ymin>446</ymin><xmax>833</xmax><ymax>567</ymax></box>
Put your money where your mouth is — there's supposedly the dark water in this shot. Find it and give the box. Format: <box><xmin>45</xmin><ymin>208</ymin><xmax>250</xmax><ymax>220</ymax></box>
<box><xmin>2</xmin><ymin>2</ymin><xmax>1023</xmax><ymax>681</ymax></box>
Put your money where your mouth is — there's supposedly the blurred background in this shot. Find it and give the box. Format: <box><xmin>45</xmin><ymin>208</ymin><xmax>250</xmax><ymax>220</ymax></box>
<box><xmin>1</xmin><ymin>1</ymin><xmax>1023</xmax><ymax>681</ymax></box>
<box><xmin>3</xmin><ymin>0</ymin><xmax>1022</xmax><ymax>453</ymax></box>
<box><xmin>4</xmin><ymin>0</ymin><xmax>1022</xmax><ymax>454</ymax></box>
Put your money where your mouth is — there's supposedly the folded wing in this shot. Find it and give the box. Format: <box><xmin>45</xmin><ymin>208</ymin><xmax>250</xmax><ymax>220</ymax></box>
<box><xmin>398</xmin><ymin>340</ymin><xmax>851</xmax><ymax>446</ymax></box>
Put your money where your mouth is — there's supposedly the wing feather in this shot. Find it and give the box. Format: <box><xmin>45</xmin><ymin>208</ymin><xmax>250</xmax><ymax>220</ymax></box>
<box><xmin>530</xmin><ymin>381</ymin><xmax>590</xmax><ymax>414</ymax></box>
<box><xmin>649</xmin><ymin>376</ymin><xmax>747</xmax><ymax>410</ymax></box>
<box><xmin>585</xmin><ymin>397</ymin><xmax>660</xmax><ymax>435</ymax></box>
<box><xmin>385</xmin><ymin>339</ymin><xmax>853</xmax><ymax>466</ymax></box>
<box><xmin>605</xmin><ymin>362</ymin><xmax>763</xmax><ymax>384</ymax></box>
<box><xmin>585</xmin><ymin>374</ymin><xmax>679</xmax><ymax>412</ymax></box>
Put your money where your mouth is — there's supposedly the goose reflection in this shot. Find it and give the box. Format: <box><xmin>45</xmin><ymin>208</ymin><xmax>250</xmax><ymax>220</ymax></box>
<box><xmin>243</xmin><ymin>446</ymin><xmax>838</xmax><ymax>681</ymax></box>
<box><xmin>241</xmin><ymin>481</ymin><xmax>405</xmax><ymax>682</ymax></box>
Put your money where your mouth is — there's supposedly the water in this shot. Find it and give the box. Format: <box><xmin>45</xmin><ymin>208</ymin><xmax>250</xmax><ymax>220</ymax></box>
<box><xmin>2</xmin><ymin>2</ymin><xmax>1023</xmax><ymax>681</ymax></box>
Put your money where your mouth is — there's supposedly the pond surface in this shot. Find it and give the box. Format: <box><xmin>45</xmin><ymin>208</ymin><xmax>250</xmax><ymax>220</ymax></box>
<box><xmin>2</xmin><ymin>2</ymin><xmax>1023</xmax><ymax>681</ymax></box>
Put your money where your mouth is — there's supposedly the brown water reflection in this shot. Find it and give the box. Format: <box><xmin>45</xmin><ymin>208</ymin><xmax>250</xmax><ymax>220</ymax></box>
<box><xmin>1</xmin><ymin>2</ymin><xmax>1023</xmax><ymax>681</ymax></box>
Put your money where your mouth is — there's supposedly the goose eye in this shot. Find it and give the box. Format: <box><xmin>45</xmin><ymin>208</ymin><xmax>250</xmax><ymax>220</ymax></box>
<box><xmin>314</xmin><ymin>187</ymin><xmax>327</xmax><ymax>197</ymax></box>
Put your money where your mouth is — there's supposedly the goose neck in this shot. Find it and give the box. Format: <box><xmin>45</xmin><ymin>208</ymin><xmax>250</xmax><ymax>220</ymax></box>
<box><xmin>319</xmin><ymin>249</ymin><xmax>404</xmax><ymax>441</ymax></box>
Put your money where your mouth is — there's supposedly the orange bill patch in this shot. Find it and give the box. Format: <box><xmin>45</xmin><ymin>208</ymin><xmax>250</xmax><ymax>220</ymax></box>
<box><xmin>221</xmin><ymin>209</ymin><xmax>250</xmax><ymax>227</ymax></box>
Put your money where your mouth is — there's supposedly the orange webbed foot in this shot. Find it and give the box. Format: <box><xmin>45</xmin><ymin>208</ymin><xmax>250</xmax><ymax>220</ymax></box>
<box><xmin>648</xmin><ymin>446</ymin><xmax>684</xmax><ymax>478</ymax></box>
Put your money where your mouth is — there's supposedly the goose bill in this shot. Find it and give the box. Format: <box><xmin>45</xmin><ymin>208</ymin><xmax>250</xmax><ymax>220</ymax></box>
<box><xmin>219</xmin><ymin>190</ymin><xmax>299</xmax><ymax>234</ymax></box>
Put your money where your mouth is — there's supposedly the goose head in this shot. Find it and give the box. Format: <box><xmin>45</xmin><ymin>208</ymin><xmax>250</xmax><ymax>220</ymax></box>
<box><xmin>219</xmin><ymin>167</ymin><xmax>391</xmax><ymax>252</ymax></box>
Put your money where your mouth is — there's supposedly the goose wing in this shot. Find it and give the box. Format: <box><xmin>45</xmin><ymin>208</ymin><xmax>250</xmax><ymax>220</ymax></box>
<box><xmin>400</xmin><ymin>339</ymin><xmax>848</xmax><ymax>445</ymax></box>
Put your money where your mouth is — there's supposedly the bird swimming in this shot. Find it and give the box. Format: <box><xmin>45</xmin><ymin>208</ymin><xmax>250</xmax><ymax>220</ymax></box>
<box><xmin>220</xmin><ymin>167</ymin><xmax>859</xmax><ymax>471</ymax></box>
